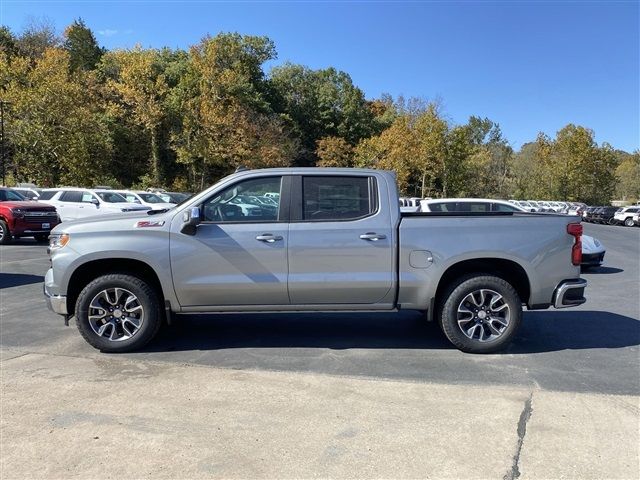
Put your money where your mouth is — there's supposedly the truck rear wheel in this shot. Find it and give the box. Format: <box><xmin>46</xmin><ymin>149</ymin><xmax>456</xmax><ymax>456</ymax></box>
<box><xmin>439</xmin><ymin>274</ymin><xmax>522</xmax><ymax>354</ymax></box>
<box><xmin>75</xmin><ymin>274</ymin><xmax>162</xmax><ymax>353</ymax></box>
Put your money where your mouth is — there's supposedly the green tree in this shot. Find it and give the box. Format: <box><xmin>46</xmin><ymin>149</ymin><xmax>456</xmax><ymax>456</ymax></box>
<box><xmin>464</xmin><ymin>117</ymin><xmax>513</xmax><ymax>198</ymax></box>
<box><xmin>270</xmin><ymin>63</ymin><xmax>375</xmax><ymax>165</ymax></box>
<box><xmin>0</xmin><ymin>27</ymin><xmax>18</xmax><ymax>58</ymax></box>
<box><xmin>63</xmin><ymin>18</ymin><xmax>103</xmax><ymax>71</ymax></box>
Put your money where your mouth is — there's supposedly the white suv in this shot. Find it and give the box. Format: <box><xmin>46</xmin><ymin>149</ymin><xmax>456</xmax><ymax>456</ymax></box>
<box><xmin>112</xmin><ymin>190</ymin><xmax>176</xmax><ymax>211</ymax></box>
<box><xmin>613</xmin><ymin>206</ymin><xmax>640</xmax><ymax>227</ymax></box>
<box><xmin>39</xmin><ymin>188</ymin><xmax>150</xmax><ymax>222</ymax></box>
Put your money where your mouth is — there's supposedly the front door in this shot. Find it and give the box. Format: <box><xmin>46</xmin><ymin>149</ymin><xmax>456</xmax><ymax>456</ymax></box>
<box><xmin>170</xmin><ymin>175</ymin><xmax>290</xmax><ymax>307</ymax></box>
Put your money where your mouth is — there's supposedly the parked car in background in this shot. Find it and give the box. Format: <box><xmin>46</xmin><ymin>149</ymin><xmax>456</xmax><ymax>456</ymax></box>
<box><xmin>0</xmin><ymin>187</ymin><xmax>59</xmax><ymax>244</ymax></box>
<box><xmin>597</xmin><ymin>206</ymin><xmax>621</xmax><ymax>225</ymax></box>
<box><xmin>613</xmin><ymin>206</ymin><xmax>640</xmax><ymax>227</ymax></box>
<box><xmin>112</xmin><ymin>190</ymin><xmax>176</xmax><ymax>211</ymax></box>
<box><xmin>581</xmin><ymin>235</ymin><xmax>606</xmax><ymax>269</ymax></box>
<box><xmin>514</xmin><ymin>200</ymin><xmax>536</xmax><ymax>212</ymax></box>
<box><xmin>10</xmin><ymin>187</ymin><xmax>41</xmax><ymax>200</ymax></box>
<box><xmin>39</xmin><ymin>188</ymin><xmax>150</xmax><ymax>221</ymax></box>
<box><xmin>399</xmin><ymin>197</ymin><xmax>421</xmax><ymax>213</ymax></box>
<box><xmin>420</xmin><ymin>198</ymin><xmax>525</xmax><ymax>213</ymax></box>
<box><xmin>158</xmin><ymin>192</ymin><xmax>191</xmax><ymax>204</ymax></box>
<box><xmin>583</xmin><ymin>206</ymin><xmax>597</xmax><ymax>222</ymax></box>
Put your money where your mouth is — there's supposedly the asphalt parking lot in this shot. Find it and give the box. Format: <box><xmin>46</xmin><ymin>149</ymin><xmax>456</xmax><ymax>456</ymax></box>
<box><xmin>1</xmin><ymin>222</ymin><xmax>639</xmax><ymax>478</ymax></box>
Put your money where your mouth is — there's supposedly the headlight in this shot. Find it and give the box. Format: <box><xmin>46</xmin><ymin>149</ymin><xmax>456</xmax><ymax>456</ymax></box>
<box><xmin>10</xmin><ymin>208</ymin><xmax>25</xmax><ymax>218</ymax></box>
<box><xmin>49</xmin><ymin>233</ymin><xmax>70</xmax><ymax>250</ymax></box>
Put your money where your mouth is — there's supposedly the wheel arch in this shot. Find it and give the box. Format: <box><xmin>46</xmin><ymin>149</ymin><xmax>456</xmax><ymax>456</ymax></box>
<box><xmin>434</xmin><ymin>258</ymin><xmax>531</xmax><ymax>310</ymax></box>
<box><xmin>66</xmin><ymin>258</ymin><xmax>165</xmax><ymax>316</ymax></box>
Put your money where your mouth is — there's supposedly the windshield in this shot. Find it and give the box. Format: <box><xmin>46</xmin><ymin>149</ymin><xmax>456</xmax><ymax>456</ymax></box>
<box><xmin>96</xmin><ymin>191</ymin><xmax>128</xmax><ymax>203</ymax></box>
<box><xmin>138</xmin><ymin>193</ymin><xmax>167</xmax><ymax>204</ymax></box>
<box><xmin>0</xmin><ymin>189</ymin><xmax>26</xmax><ymax>201</ymax></box>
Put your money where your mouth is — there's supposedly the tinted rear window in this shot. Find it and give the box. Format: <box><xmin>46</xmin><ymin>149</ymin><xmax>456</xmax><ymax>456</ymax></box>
<box><xmin>38</xmin><ymin>190</ymin><xmax>59</xmax><ymax>200</ymax></box>
<box><xmin>302</xmin><ymin>176</ymin><xmax>373</xmax><ymax>221</ymax></box>
<box><xmin>60</xmin><ymin>191</ymin><xmax>83</xmax><ymax>202</ymax></box>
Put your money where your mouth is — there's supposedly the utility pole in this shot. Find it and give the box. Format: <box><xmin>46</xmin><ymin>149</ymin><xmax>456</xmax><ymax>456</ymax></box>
<box><xmin>1</xmin><ymin>100</ymin><xmax>5</xmax><ymax>186</ymax></box>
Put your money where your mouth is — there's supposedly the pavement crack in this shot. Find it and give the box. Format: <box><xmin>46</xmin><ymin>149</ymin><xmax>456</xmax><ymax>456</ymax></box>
<box><xmin>504</xmin><ymin>391</ymin><xmax>534</xmax><ymax>480</ymax></box>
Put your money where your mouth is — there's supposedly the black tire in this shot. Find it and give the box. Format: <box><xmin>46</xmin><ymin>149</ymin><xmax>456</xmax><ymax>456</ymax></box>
<box><xmin>439</xmin><ymin>274</ymin><xmax>522</xmax><ymax>354</ymax></box>
<box><xmin>0</xmin><ymin>220</ymin><xmax>11</xmax><ymax>244</ymax></box>
<box><xmin>75</xmin><ymin>274</ymin><xmax>162</xmax><ymax>353</ymax></box>
<box><xmin>34</xmin><ymin>233</ymin><xmax>49</xmax><ymax>243</ymax></box>
<box><xmin>624</xmin><ymin>217</ymin><xmax>634</xmax><ymax>227</ymax></box>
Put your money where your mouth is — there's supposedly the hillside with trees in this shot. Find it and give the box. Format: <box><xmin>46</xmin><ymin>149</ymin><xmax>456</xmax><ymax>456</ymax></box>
<box><xmin>0</xmin><ymin>19</ymin><xmax>637</xmax><ymax>203</ymax></box>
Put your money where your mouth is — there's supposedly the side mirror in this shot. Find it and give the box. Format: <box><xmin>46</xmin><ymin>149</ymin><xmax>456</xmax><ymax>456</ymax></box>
<box><xmin>180</xmin><ymin>206</ymin><xmax>201</xmax><ymax>235</ymax></box>
<box><xmin>91</xmin><ymin>198</ymin><xmax>100</xmax><ymax>207</ymax></box>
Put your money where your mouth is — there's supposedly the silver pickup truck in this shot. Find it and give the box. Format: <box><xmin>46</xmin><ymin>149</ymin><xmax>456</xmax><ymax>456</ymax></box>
<box><xmin>44</xmin><ymin>168</ymin><xmax>587</xmax><ymax>354</ymax></box>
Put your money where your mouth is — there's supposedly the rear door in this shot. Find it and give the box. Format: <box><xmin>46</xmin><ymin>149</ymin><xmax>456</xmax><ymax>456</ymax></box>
<box><xmin>55</xmin><ymin>191</ymin><xmax>83</xmax><ymax>220</ymax></box>
<box><xmin>287</xmin><ymin>174</ymin><xmax>394</xmax><ymax>305</ymax></box>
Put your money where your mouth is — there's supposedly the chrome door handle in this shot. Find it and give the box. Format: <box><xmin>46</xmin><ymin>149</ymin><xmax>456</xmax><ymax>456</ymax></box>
<box><xmin>256</xmin><ymin>233</ymin><xmax>283</xmax><ymax>243</ymax></box>
<box><xmin>359</xmin><ymin>232</ymin><xmax>387</xmax><ymax>241</ymax></box>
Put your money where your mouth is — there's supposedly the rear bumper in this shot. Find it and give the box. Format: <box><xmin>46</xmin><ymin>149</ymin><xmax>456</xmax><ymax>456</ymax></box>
<box><xmin>553</xmin><ymin>279</ymin><xmax>587</xmax><ymax>309</ymax></box>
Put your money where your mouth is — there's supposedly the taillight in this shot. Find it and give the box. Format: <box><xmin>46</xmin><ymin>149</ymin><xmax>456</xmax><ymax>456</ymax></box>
<box><xmin>567</xmin><ymin>223</ymin><xmax>582</xmax><ymax>265</ymax></box>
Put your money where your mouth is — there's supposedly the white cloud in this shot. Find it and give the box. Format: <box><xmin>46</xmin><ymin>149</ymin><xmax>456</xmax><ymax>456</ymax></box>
<box><xmin>98</xmin><ymin>29</ymin><xmax>119</xmax><ymax>37</ymax></box>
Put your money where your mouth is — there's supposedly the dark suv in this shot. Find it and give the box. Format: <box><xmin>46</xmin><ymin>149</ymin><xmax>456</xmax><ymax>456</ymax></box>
<box><xmin>0</xmin><ymin>188</ymin><xmax>60</xmax><ymax>244</ymax></box>
<box><xmin>596</xmin><ymin>206</ymin><xmax>620</xmax><ymax>225</ymax></box>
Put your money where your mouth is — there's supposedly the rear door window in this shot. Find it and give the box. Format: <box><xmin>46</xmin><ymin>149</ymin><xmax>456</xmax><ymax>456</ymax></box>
<box><xmin>59</xmin><ymin>191</ymin><xmax>83</xmax><ymax>203</ymax></box>
<box><xmin>38</xmin><ymin>190</ymin><xmax>59</xmax><ymax>200</ymax></box>
<box><xmin>301</xmin><ymin>176</ymin><xmax>374</xmax><ymax>221</ymax></box>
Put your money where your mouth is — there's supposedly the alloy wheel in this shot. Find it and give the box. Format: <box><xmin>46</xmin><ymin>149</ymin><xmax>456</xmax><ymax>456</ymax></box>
<box><xmin>87</xmin><ymin>287</ymin><xmax>145</xmax><ymax>342</ymax></box>
<box><xmin>456</xmin><ymin>289</ymin><xmax>511</xmax><ymax>342</ymax></box>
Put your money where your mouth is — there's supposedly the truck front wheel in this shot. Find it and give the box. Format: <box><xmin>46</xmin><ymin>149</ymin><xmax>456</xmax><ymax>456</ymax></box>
<box><xmin>75</xmin><ymin>274</ymin><xmax>162</xmax><ymax>353</ymax></box>
<box><xmin>439</xmin><ymin>274</ymin><xmax>522</xmax><ymax>354</ymax></box>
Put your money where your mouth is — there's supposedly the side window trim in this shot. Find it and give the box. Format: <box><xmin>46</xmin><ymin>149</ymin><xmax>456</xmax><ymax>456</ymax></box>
<box><xmin>290</xmin><ymin>174</ymin><xmax>379</xmax><ymax>223</ymax></box>
<box><xmin>198</xmin><ymin>175</ymin><xmax>290</xmax><ymax>224</ymax></box>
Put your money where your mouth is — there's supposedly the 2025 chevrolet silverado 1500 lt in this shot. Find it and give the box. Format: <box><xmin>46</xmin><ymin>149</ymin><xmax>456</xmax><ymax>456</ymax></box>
<box><xmin>44</xmin><ymin>168</ymin><xmax>587</xmax><ymax>354</ymax></box>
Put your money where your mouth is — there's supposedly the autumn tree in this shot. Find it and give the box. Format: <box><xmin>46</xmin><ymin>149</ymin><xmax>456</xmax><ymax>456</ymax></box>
<box><xmin>316</xmin><ymin>136</ymin><xmax>353</xmax><ymax>167</ymax></box>
<box><xmin>15</xmin><ymin>18</ymin><xmax>59</xmax><ymax>60</ymax></box>
<box><xmin>101</xmin><ymin>47</ymin><xmax>170</xmax><ymax>185</ymax></box>
<box><xmin>615</xmin><ymin>151</ymin><xmax>640</xmax><ymax>201</ymax></box>
<box><xmin>173</xmin><ymin>34</ymin><xmax>296</xmax><ymax>189</ymax></box>
<box><xmin>1</xmin><ymin>48</ymin><xmax>111</xmax><ymax>186</ymax></box>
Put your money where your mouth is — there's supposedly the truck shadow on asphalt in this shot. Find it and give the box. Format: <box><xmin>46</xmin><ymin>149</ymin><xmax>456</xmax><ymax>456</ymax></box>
<box><xmin>144</xmin><ymin>310</ymin><xmax>640</xmax><ymax>354</ymax></box>
<box><xmin>582</xmin><ymin>266</ymin><xmax>624</xmax><ymax>274</ymax></box>
<box><xmin>0</xmin><ymin>273</ymin><xmax>45</xmax><ymax>289</ymax></box>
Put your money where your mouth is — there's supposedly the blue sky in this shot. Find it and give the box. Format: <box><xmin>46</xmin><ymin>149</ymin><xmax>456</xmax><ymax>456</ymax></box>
<box><xmin>1</xmin><ymin>1</ymin><xmax>638</xmax><ymax>152</ymax></box>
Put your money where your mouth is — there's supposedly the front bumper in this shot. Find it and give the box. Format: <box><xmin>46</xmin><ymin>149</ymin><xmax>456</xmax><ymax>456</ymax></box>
<box><xmin>553</xmin><ymin>279</ymin><xmax>587</xmax><ymax>309</ymax></box>
<box><xmin>581</xmin><ymin>251</ymin><xmax>605</xmax><ymax>266</ymax></box>
<box><xmin>44</xmin><ymin>284</ymin><xmax>68</xmax><ymax>315</ymax></box>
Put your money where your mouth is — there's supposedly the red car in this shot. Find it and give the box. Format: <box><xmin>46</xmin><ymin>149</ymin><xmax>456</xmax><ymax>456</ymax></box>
<box><xmin>0</xmin><ymin>188</ymin><xmax>60</xmax><ymax>244</ymax></box>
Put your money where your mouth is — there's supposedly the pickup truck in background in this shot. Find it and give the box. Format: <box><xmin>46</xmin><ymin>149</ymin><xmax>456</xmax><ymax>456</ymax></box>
<box><xmin>0</xmin><ymin>187</ymin><xmax>60</xmax><ymax>244</ymax></box>
<box><xmin>44</xmin><ymin>168</ymin><xmax>587</xmax><ymax>354</ymax></box>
